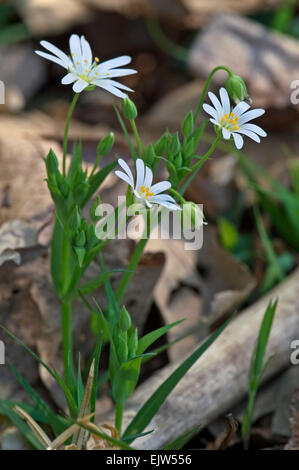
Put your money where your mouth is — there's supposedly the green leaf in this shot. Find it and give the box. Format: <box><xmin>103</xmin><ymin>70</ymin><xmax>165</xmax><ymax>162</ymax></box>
<box><xmin>124</xmin><ymin>316</ymin><xmax>232</xmax><ymax>441</ymax></box>
<box><xmin>112</xmin><ymin>357</ymin><xmax>142</xmax><ymax>405</ymax></box>
<box><xmin>137</xmin><ymin>319</ymin><xmax>185</xmax><ymax>355</ymax></box>
<box><xmin>252</xmin><ymin>299</ymin><xmax>278</xmax><ymax>379</ymax></box>
<box><xmin>77</xmin><ymin>354</ymin><xmax>84</xmax><ymax>408</ymax></box>
<box><xmin>77</xmin><ymin>270</ymin><xmax>130</xmax><ymax>298</ymax></box>
<box><xmin>8</xmin><ymin>362</ymin><xmax>67</xmax><ymax>435</ymax></box>
<box><xmin>68</xmin><ymin>141</ymin><xmax>82</xmax><ymax>179</ymax></box>
<box><xmin>90</xmin><ymin>338</ymin><xmax>102</xmax><ymax>419</ymax></box>
<box><xmin>50</xmin><ymin>217</ymin><xmax>64</xmax><ymax>297</ymax></box>
<box><xmin>0</xmin><ymin>325</ymin><xmax>78</xmax><ymax>417</ymax></box>
<box><xmin>163</xmin><ymin>427</ymin><xmax>199</xmax><ymax>450</ymax></box>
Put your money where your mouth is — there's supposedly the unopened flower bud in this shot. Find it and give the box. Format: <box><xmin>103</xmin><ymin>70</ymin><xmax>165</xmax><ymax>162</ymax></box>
<box><xmin>74</xmin><ymin>230</ymin><xmax>86</xmax><ymax>247</ymax></box>
<box><xmin>169</xmin><ymin>132</ymin><xmax>181</xmax><ymax>157</ymax></box>
<box><xmin>69</xmin><ymin>207</ymin><xmax>81</xmax><ymax>231</ymax></box>
<box><xmin>182</xmin><ymin>111</ymin><xmax>194</xmax><ymax>137</ymax></box>
<box><xmin>73</xmin><ymin>246</ymin><xmax>85</xmax><ymax>266</ymax></box>
<box><xmin>225</xmin><ymin>74</ymin><xmax>249</xmax><ymax>104</ymax></box>
<box><xmin>115</xmin><ymin>331</ymin><xmax>128</xmax><ymax>363</ymax></box>
<box><xmin>154</xmin><ymin>132</ymin><xmax>169</xmax><ymax>156</ymax></box>
<box><xmin>45</xmin><ymin>149</ymin><xmax>59</xmax><ymax>174</ymax></box>
<box><xmin>144</xmin><ymin>144</ymin><xmax>155</xmax><ymax>166</ymax></box>
<box><xmin>122</xmin><ymin>95</ymin><xmax>137</xmax><ymax>120</ymax></box>
<box><xmin>97</xmin><ymin>132</ymin><xmax>114</xmax><ymax>157</ymax></box>
<box><xmin>181</xmin><ymin>202</ymin><xmax>206</xmax><ymax>229</ymax></box>
<box><xmin>119</xmin><ymin>306</ymin><xmax>132</xmax><ymax>331</ymax></box>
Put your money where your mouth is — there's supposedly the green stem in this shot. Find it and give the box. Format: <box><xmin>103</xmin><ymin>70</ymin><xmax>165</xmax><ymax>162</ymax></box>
<box><xmin>169</xmin><ymin>188</ymin><xmax>186</xmax><ymax>204</ymax></box>
<box><xmin>60</xmin><ymin>224</ymin><xmax>74</xmax><ymax>388</ymax></box>
<box><xmin>90</xmin><ymin>153</ymin><xmax>102</xmax><ymax>178</ymax></box>
<box><xmin>116</xmin><ymin>237</ymin><xmax>148</xmax><ymax>304</ymax></box>
<box><xmin>194</xmin><ymin>66</ymin><xmax>233</xmax><ymax>123</ymax></box>
<box><xmin>116</xmin><ymin>210</ymin><xmax>153</xmax><ymax>304</ymax></box>
<box><xmin>61</xmin><ymin>298</ymin><xmax>74</xmax><ymax>389</ymax></box>
<box><xmin>62</xmin><ymin>93</ymin><xmax>79</xmax><ymax>176</ymax></box>
<box><xmin>179</xmin><ymin>135</ymin><xmax>221</xmax><ymax>195</ymax></box>
<box><xmin>130</xmin><ymin>119</ymin><xmax>143</xmax><ymax>156</ymax></box>
<box><xmin>115</xmin><ymin>402</ymin><xmax>124</xmax><ymax>434</ymax></box>
<box><xmin>146</xmin><ymin>17</ymin><xmax>188</xmax><ymax>62</ymax></box>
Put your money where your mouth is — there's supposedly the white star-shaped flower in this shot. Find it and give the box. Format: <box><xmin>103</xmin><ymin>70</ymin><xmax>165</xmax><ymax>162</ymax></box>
<box><xmin>203</xmin><ymin>87</ymin><xmax>266</xmax><ymax>149</ymax></box>
<box><xmin>35</xmin><ymin>34</ymin><xmax>137</xmax><ymax>97</ymax></box>
<box><xmin>115</xmin><ymin>158</ymin><xmax>181</xmax><ymax>211</ymax></box>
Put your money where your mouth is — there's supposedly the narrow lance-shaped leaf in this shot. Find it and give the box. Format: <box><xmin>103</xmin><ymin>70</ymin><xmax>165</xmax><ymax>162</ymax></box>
<box><xmin>124</xmin><ymin>316</ymin><xmax>232</xmax><ymax>441</ymax></box>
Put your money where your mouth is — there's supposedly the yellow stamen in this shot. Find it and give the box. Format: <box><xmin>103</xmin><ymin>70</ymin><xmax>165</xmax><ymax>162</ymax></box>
<box><xmin>234</xmin><ymin>125</ymin><xmax>239</xmax><ymax>130</ymax></box>
<box><xmin>95</xmin><ymin>57</ymin><xmax>100</xmax><ymax>63</ymax></box>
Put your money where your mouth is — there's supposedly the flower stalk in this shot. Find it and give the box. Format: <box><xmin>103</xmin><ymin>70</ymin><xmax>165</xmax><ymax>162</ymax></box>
<box><xmin>63</xmin><ymin>92</ymin><xmax>79</xmax><ymax>176</ymax></box>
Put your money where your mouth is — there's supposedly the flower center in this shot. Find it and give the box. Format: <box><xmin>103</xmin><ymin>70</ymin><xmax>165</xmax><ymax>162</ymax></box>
<box><xmin>221</xmin><ymin>112</ymin><xmax>239</xmax><ymax>131</ymax></box>
<box><xmin>138</xmin><ymin>185</ymin><xmax>154</xmax><ymax>199</ymax></box>
<box><xmin>78</xmin><ymin>74</ymin><xmax>90</xmax><ymax>82</ymax></box>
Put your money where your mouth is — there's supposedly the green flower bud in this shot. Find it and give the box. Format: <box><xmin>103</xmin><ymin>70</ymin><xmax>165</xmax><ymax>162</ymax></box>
<box><xmin>128</xmin><ymin>328</ymin><xmax>138</xmax><ymax>359</ymax></box>
<box><xmin>97</xmin><ymin>132</ymin><xmax>114</xmax><ymax>157</ymax></box>
<box><xmin>73</xmin><ymin>230</ymin><xmax>86</xmax><ymax>247</ymax></box>
<box><xmin>181</xmin><ymin>202</ymin><xmax>206</xmax><ymax>229</ymax></box>
<box><xmin>144</xmin><ymin>144</ymin><xmax>156</xmax><ymax>166</ymax></box>
<box><xmin>56</xmin><ymin>172</ymin><xmax>70</xmax><ymax>198</ymax></box>
<box><xmin>115</xmin><ymin>331</ymin><xmax>128</xmax><ymax>363</ymax></box>
<box><xmin>45</xmin><ymin>149</ymin><xmax>59</xmax><ymax>174</ymax></box>
<box><xmin>80</xmin><ymin>218</ymin><xmax>88</xmax><ymax>232</ymax></box>
<box><xmin>154</xmin><ymin>132</ymin><xmax>169</xmax><ymax>156</ymax></box>
<box><xmin>73</xmin><ymin>246</ymin><xmax>85</xmax><ymax>266</ymax></box>
<box><xmin>119</xmin><ymin>306</ymin><xmax>132</xmax><ymax>331</ymax></box>
<box><xmin>174</xmin><ymin>152</ymin><xmax>183</xmax><ymax>169</ymax></box>
<box><xmin>183</xmin><ymin>137</ymin><xmax>195</xmax><ymax>161</ymax></box>
<box><xmin>182</xmin><ymin>111</ymin><xmax>194</xmax><ymax>137</ymax></box>
<box><xmin>225</xmin><ymin>74</ymin><xmax>249</xmax><ymax>104</ymax></box>
<box><xmin>69</xmin><ymin>207</ymin><xmax>81</xmax><ymax>232</ymax></box>
<box><xmin>169</xmin><ymin>132</ymin><xmax>181</xmax><ymax>157</ymax></box>
<box><xmin>122</xmin><ymin>96</ymin><xmax>138</xmax><ymax>120</ymax></box>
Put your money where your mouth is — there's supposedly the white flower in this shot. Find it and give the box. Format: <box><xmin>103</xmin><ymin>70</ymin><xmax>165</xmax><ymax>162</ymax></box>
<box><xmin>115</xmin><ymin>158</ymin><xmax>181</xmax><ymax>211</ymax></box>
<box><xmin>203</xmin><ymin>87</ymin><xmax>266</xmax><ymax>149</ymax></box>
<box><xmin>35</xmin><ymin>34</ymin><xmax>137</xmax><ymax>97</ymax></box>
